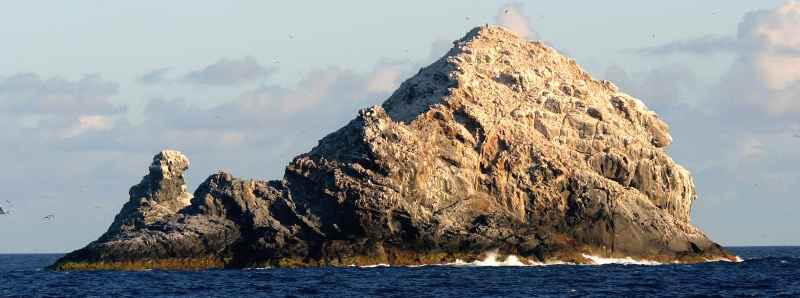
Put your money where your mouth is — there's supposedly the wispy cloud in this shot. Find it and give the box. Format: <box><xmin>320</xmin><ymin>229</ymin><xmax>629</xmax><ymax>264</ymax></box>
<box><xmin>0</xmin><ymin>73</ymin><xmax>121</xmax><ymax>116</ymax></box>
<box><xmin>137</xmin><ymin>67</ymin><xmax>171</xmax><ymax>85</ymax></box>
<box><xmin>0</xmin><ymin>73</ymin><xmax>124</xmax><ymax>139</ymax></box>
<box><xmin>636</xmin><ymin>1</ymin><xmax>800</xmax><ymax>118</ymax></box>
<box><xmin>495</xmin><ymin>1</ymin><xmax>539</xmax><ymax>39</ymax></box>
<box><xmin>636</xmin><ymin>35</ymin><xmax>741</xmax><ymax>55</ymax></box>
<box><xmin>181</xmin><ymin>56</ymin><xmax>276</xmax><ymax>86</ymax></box>
<box><xmin>609</xmin><ymin>2</ymin><xmax>800</xmax><ymax>231</ymax></box>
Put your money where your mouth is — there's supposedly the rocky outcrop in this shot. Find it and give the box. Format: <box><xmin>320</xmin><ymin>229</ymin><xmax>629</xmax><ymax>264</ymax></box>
<box><xmin>51</xmin><ymin>26</ymin><xmax>734</xmax><ymax>270</ymax></box>
<box><xmin>103</xmin><ymin>150</ymin><xmax>194</xmax><ymax>235</ymax></box>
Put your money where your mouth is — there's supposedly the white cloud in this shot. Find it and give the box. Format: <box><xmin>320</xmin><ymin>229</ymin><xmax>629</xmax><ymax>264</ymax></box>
<box><xmin>743</xmin><ymin>1</ymin><xmax>800</xmax><ymax>92</ymax></box>
<box><xmin>0</xmin><ymin>73</ymin><xmax>124</xmax><ymax>141</ymax></box>
<box><xmin>0</xmin><ymin>73</ymin><xmax>121</xmax><ymax>117</ymax></box>
<box><xmin>495</xmin><ymin>1</ymin><xmax>539</xmax><ymax>39</ymax></box>
<box><xmin>59</xmin><ymin>115</ymin><xmax>114</xmax><ymax>139</ymax></box>
<box><xmin>736</xmin><ymin>137</ymin><xmax>766</xmax><ymax>161</ymax></box>
<box><xmin>366</xmin><ymin>60</ymin><xmax>407</xmax><ymax>93</ymax></box>
<box><xmin>603</xmin><ymin>63</ymin><xmax>698</xmax><ymax>114</ymax></box>
<box><xmin>182</xmin><ymin>56</ymin><xmax>276</xmax><ymax>86</ymax></box>
<box><xmin>743</xmin><ymin>1</ymin><xmax>800</xmax><ymax>49</ymax></box>
<box><xmin>638</xmin><ymin>1</ymin><xmax>800</xmax><ymax>118</ymax></box>
<box><xmin>636</xmin><ymin>35</ymin><xmax>741</xmax><ymax>55</ymax></box>
<box><xmin>137</xmin><ymin>67</ymin><xmax>171</xmax><ymax>85</ymax></box>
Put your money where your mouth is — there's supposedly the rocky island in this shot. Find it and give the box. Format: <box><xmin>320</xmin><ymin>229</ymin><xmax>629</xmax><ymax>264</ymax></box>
<box><xmin>51</xmin><ymin>26</ymin><xmax>735</xmax><ymax>270</ymax></box>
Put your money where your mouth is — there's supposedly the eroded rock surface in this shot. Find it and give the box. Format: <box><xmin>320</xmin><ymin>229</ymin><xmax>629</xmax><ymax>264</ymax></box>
<box><xmin>52</xmin><ymin>26</ymin><xmax>734</xmax><ymax>270</ymax></box>
<box><xmin>104</xmin><ymin>150</ymin><xmax>194</xmax><ymax>235</ymax></box>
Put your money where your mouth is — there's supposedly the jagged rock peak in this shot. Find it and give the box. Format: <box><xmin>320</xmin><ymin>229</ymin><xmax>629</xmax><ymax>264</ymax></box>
<box><xmin>148</xmin><ymin>149</ymin><xmax>190</xmax><ymax>180</ymax></box>
<box><xmin>381</xmin><ymin>25</ymin><xmax>672</xmax><ymax>149</ymax></box>
<box><xmin>102</xmin><ymin>150</ymin><xmax>193</xmax><ymax>235</ymax></box>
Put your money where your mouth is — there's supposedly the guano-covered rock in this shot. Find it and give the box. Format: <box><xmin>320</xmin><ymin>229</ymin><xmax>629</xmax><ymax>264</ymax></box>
<box><xmin>51</xmin><ymin>26</ymin><xmax>735</xmax><ymax>270</ymax></box>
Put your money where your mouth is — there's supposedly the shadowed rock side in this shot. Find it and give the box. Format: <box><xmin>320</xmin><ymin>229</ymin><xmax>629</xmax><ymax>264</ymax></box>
<box><xmin>51</xmin><ymin>26</ymin><xmax>734</xmax><ymax>270</ymax></box>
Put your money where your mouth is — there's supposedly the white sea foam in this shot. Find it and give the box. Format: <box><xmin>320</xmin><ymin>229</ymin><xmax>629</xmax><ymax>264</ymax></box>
<box><xmin>348</xmin><ymin>252</ymin><xmax>743</xmax><ymax>268</ymax></box>
<box><xmin>704</xmin><ymin>255</ymin><xmax>744</xmax><ymax>263</ymax></box>
<box><xmin>450</xmin><ymin>253</ymin><xmax>532</xmax><ymax>266</ymax></box>
<box><xmin>244</xmin><ymin>267</ymin><xmax>271</xmax><ymax>270</ymax></box>
<box><xmin>580</xmin><ymin>254</ymin><xmax>664</xmax><ymax>266</ymax></box>
<box><xmin>357</xmin><ymin>263</ymin><xmax>390</xmax><ymax>268</ymax></box>
<box><xmin>351</xmin><ymin>251</ymin><xmax>542</xmax><ymax>268</ymax></box>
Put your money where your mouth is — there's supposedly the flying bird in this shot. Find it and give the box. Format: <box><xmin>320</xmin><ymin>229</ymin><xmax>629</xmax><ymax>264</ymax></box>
<box><xmin>43</xmin><ymin>214</ymin><xmax>55</xmax><ymax>221</ymax></box>
<box><xmin>504</xmin><ymin>9</ymin><xmax>509</xmax><ymax>14</ymax></box>
<box><xmin>793</xmin><ymin>132</ymin><xmax>800</xmax><ymax>138</ymax></box>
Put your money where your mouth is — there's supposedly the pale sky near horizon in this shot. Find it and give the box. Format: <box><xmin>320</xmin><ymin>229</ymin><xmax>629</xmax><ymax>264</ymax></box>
<box><xmin>1</xmin><ymin>1</ymin><xmax>797</xmax><ymax>253</ymax></box>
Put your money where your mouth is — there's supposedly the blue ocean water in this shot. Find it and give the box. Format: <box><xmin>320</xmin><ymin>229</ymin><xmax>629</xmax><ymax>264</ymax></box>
<box><xmin>1</xmin><ymin>247</ymin><xmax>798</xmax><ymax>297</ymax></box>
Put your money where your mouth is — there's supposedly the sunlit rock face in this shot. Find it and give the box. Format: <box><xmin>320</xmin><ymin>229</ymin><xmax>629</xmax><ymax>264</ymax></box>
<box><xmin>51</xmin><ymin>26</ymin><xmax>734</xmax><ymax>271</ymax></box>
<box><xmin>103</xmin><ymin>150</ymin><xmax>194</xmax><ymax>236</ymax></box>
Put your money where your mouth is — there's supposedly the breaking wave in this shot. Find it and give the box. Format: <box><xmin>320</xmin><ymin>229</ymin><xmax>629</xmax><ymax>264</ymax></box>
<box><xmin>344</xmin><ymin>252</ymin><xmax>743</xmax><ymax>268</ymax></box>
<box><xmin>580</xmin><ymin>254</ymin><xmax>664</xmax><ymax>266</ymax></box>
<box><xmin>447</xmin><ymin>252</ymin><xmax>537</xmax><ymax>267</ymax></box>
<box><xmin>356</xmin><ymin>264</ymin><xmax>391</xmax><ymax>268</ymax></box>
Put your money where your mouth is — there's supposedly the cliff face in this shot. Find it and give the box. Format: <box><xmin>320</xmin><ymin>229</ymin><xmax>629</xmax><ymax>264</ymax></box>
<box><xmin>51</xmin><ymin>26</ymin><xmax>734</xmax><ymax>270</ymax></box>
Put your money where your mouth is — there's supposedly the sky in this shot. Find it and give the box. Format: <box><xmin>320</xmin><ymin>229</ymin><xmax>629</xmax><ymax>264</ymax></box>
<box><xmin>0</xmin><ymin>1</ymin><xmax>797</xmax><ymax>253</ymax></box>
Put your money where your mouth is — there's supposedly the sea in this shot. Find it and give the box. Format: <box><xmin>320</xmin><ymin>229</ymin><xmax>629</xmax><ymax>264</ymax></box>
<box><xmin>1</xmin><ymin>247</ymin><xmax>798</xmax><ymax>297</ymax></box>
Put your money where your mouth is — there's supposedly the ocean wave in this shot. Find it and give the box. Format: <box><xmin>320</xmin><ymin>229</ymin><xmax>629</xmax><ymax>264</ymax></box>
<box><xmin>707</xmin><ymin>256</ymin><xmax>744</xmax><ymax>263</ymax></box>
<box><xmin>445</xmin><ymin>252</ymin><xmax>668</xmax><ymax>267</ymax></box>
<box><xmin>330</xmin><ymin>252</ymin><xmax>747</xmax><ymax>268</ymax></box>
<box><xmin>447</xmin><ymin>252</ymin><xmax>538</xmax><ymax>267</ymax></box>
<box><xmin>244</xmin><ymin>267</ymin><xmax>271</xmax><ymax>270</ymax></box>
<box><xmin>580</xmin><ymin>254</ymin><xmax>664</xmax><ymax>266</ymax></box>
<box><xmin>356</xmin><ymin>264</ymin><xmax>391</xmax><ymax>268</ymax></box>
<box><xmin>737</xmin><ymin>256</ymin><xmax>799</xmax><ymax>264</ymax></box>
<box><xmin>350</xmin><ymin>251</ymin><xmax>546</xmax><ymax>268</ymax></box>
